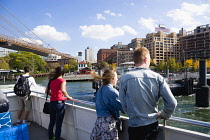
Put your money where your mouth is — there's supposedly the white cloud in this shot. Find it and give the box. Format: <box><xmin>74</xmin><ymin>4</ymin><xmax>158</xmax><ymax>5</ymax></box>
<box><xmin>122</xmin><ymin>26</ymin><xmax>137</xmax><ymax>35</ymax></box>
<box><xmin>45</xmin><ymin>13</ymin><xmax>52</xmax><ymax>18</ymax></box>
<box><xmin>138</xmin><ymin>17</ymin><xmax>157</xmax><ymax>32</ymax></box>
<box><xmin>97</xmin><ymin>14</ymin><xmax>106</xmax><ymax>20</ymax></box>
<box><xmin>80</xmin><ymin>25</ymin><xmax>137</xmax><ymax>40</ymax></box>
<box><xmin>181</xmin><ymin>2</ymin><xmax>210</xmax><ymax>16</ymax></box>
<box><xmin>104</xmin><ymin>10</ymin><xmax>110</xmax><ymax>14</ymax></box>
<box><xmin>110</xmin><ymin>12</ymin><xmax>116</xmax><ymax>16</ymax></box>
<box><xmin>167</xmin><ymin>2</ymin><xmax>210</xmax><ymax>28</ymax></box>
<box><xmin>19</xmin><ymin>37</ymin><xmax>43</xmax><ymax>45</ymax></box>
<box><xmin>104</xmin><ymin>10</ymin><xmax>122</xmax><ymax>17</ymax></box>
<box><xmin>118</xmin><ymin>13</ymin><xmax>123</xmax><ymax>16</ymax></box>
<box><xmin>130</xmin><ymin>3</ymin><xmax>135</xmax><ymax>6</ymax></box>
<box><xmin>28</xmin><ymin>25</ymin><xmax>70</xmax><ymax>41</ymax></box>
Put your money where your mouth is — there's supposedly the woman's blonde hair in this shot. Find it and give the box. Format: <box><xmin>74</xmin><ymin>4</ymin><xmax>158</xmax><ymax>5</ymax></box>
<box><xmin>91</xmin><ymin>67</ymin><xmax>116</xmax><ymax>85</ymax></box>
<box><xmin>133</xmin><ymin>47</ymin><xmax>149</xmax><ymax>64</ymax></box>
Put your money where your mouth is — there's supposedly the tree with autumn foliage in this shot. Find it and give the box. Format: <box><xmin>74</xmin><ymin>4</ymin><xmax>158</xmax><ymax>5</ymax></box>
<box><xmin>207</xmin><ymin>59</ymin><xmax>210</xmax><ymax>68</ymax></box>
<box><xmin>184</xmin><ymin>58</ymin><xmax>193</xmax><ymax>69</ymax></box>
<box><xmin>192</xmin><ymin>59</ymin><xmax>199</xmax><ymax>72</ymax></box>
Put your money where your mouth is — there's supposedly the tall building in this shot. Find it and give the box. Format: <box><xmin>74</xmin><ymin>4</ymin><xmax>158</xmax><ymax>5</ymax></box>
<box><xmin>85</xmin><ymin>47</ymin><xmax>95</xmax><ymax>62</ymax></box>
<box><xmin>78</xmin><ymin>52</ymin><xmax>83</xmax><ymax>63</ymax></box>
<box><xmin>179</xmin><ymin>24</ymin><xmax>210</xmax><ymax>61</ymax></box>
<box><xmin>142</xmin><ymin>31</ymin><xmax>179</xmax><ymax>64</ymax></box>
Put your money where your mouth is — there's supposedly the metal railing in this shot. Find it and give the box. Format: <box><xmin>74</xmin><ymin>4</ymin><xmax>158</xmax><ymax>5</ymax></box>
<box><xmin>3</xmin><ymin>91</ymin><xmax>210</xmax><ymax>130</ymax></box>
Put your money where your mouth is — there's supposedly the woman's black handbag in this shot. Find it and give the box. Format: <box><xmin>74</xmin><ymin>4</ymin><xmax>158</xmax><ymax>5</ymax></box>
<box><xmin>43</xmin><ymin>80</ymin><xmax>51</xmax><ymax>114</ymax></box>
<box><xmin>43</xmin><ymin>101</ymin><xmax>50</xmax><ymax>114</ymax></box>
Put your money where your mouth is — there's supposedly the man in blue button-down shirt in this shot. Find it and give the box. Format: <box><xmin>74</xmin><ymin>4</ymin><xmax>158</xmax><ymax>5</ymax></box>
<box><xmin>119</xmin><ymin>47</ymin><xmax>177</xmax><ymax>140</ymax></box>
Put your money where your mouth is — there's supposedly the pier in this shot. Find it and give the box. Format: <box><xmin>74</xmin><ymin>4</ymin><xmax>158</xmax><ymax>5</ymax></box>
<box><xmin>0</xmin><ymin>70</ymin><xmax>49</xmax><ymax>81</ymax></box>
<box><xmin>63</xmin><ymin>74</ymin><xmax>93</xmax><ymax>82</ymax></box>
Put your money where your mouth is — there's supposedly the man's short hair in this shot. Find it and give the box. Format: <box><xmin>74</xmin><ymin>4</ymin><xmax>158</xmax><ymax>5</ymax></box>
<box><xmin>133</xmin><ymin>47</ymin><xmax>149</xmax><ymax>64</ymax></box>
<box><xmin>24</xmin><ymin>66</ymin><xmax>30</xmax><ymax>73</ymax></box>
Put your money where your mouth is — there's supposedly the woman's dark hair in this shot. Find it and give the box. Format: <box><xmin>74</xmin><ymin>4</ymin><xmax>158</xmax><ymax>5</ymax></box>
<box><xmin>49</xmin><ymin>66</ymin><xmax>64</xmax><ymax>80</ymax></box>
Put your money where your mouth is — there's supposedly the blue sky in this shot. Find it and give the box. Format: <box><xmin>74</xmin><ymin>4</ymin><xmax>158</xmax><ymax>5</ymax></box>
<box><xmin>1</xmin><ymin>0</ymin><xmax>210</xmax><ymax>59</ymax></box>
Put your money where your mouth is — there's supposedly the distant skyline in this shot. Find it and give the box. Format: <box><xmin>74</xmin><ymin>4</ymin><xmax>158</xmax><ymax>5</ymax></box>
<box><xmin>1</xmin><ymin>0</ymin><xmax>210</xmax><ymax>59</ymax></box>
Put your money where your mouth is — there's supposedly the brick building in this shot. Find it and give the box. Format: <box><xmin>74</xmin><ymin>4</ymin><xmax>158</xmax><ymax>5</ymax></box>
<box><xmin>179</xmin><ymin>24</ymin><xmax>210</xmax><ymax>61</ymax></box>
<box><xmin>97</xmin><ymin>49</ymin><xmax>116</xmax><ymax>65</ymax></box>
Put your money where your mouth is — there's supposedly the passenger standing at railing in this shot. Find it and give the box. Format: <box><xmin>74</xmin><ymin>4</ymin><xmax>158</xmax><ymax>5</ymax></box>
<box><xmin>119</xmin><ymin>47</ymin><xmax>177</xmax><ymax>140</ymax></box>
<box><xmin>45</xmin><ymin>66</ymin><xmax>72</xmax><ymax>140</ymax></box>
<box><xmin>90</xmin><ymin>67</ymin><xmax>125</xmax><ymax>140</ymax></box>
<box><xmin>16</xmin><ymin>66</ymin><xmax>37</xmax><ymax>125</ymax></box>
<box><xmin>0</xmin><ymin>89</ymin><xmax>9</xmax><ymax>113</ymax></box>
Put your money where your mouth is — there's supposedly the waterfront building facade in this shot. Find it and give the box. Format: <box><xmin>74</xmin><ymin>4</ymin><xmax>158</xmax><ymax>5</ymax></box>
<box><xmin>97</xmin><ymin>49</ymin><xmax>116</xmax><ymax>65</ymax></box>
<box><xmin>45</xmin><ymin>54</ymin><xmax>62</xmax><ymax>62</ymax></box>
<box><xmin>85</xmin><ymin>47</ymin><xmax>95</xmax><ymax>62</ymax></box>
<box><xmin>142</xmin><ymin>31</ymin><xmax>179</xmax><ymax>64</ymax></box>
<box><xmin>127</xmin><ymin>38</ymin><xmax>143</xmax><ymax>49</ymax></box>
<box><xmin>78</xmin><ymin>60</ymin><xmax>88</xmax><ymax>70</ymax></box>
<box><xmin>115</xmin><ymin>49</ymin><xmax>134</xmax><ymax>66</ymax></box>
<box><xmin>97</xmin><ymin>42</ymin><xmax>134</xmax><ymax>66</ymax></box>
<box><xmin>0</xmin><ymin>48</ymin><xmax>13</xmax><ymax>57</ymax></box>
<box><xmin>111</xmin><ymin>42</ymin><xmax>134</xmax><ymax>66</ymax></box>
<box><xmin>179</xmin><ymin>24</ymin><xmax>210</xmax><ymax>61</ymax></box>
<box><xmin>111</xmin><ymin>42</ymin><xmax>127</xmax><ymax>49</ymax></box>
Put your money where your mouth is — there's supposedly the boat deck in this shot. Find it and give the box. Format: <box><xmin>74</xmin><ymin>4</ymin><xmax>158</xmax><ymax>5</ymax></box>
<box><xmin>28</xmin><ymin>122</ymin><xmax>65</xmax><ymax>140</ymax></box>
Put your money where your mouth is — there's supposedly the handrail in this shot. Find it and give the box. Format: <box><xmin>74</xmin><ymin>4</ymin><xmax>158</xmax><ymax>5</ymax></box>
<box><xmin>169</xmin><ymin>116</ymin><xmax>210</xmax><ymax>128</ymax></box>
<box><xmin>3</xmin><ymin>90</ymin><xmax>96</xmax><ymax>106</ymax></box>
<box><xmin>3</xmin><ymin>91</ymin><xmax>210</xmax><ymax>129</ymax></box>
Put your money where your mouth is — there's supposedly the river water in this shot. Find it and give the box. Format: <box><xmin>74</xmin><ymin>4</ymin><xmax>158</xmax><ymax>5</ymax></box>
<box><xmin>0</xmin><ymin>77</ymin><xmax>210</xmax><ymax>134</ymax></box>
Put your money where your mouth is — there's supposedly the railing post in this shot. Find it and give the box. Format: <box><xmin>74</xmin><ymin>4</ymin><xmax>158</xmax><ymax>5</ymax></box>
<box><xmin>163</xmin><ymin>119</ymin><xmax>166</xmax><ymax>126</ymax></box>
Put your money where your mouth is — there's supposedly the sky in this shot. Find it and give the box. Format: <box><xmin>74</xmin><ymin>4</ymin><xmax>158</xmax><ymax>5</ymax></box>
<box><xmin>1</xmin><ymin>0</ymin><xmax>210</xmax><ymax>60</ymax></box>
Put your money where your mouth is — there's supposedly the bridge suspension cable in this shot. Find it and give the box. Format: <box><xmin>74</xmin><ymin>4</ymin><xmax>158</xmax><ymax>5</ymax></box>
<box><xmin>0</xmin><ymin>3</ymin><xmax>51</xmax><ymax>48</ymax></box>
<box><xmin>0</xmin><ymin>14</ymin><xmax>39</xmax><ymax>45</ymax></box>
<box><xmin>0</xmin><ymin>24</ymin><xmax>20</xmax><ymax>38</ymax></box>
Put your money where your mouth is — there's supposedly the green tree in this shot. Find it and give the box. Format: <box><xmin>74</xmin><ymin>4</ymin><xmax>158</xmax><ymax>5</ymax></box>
<box><xmin>176</xmin><ymin>62</ymin><xmax>183</xmax><ymax>72</ymax></box>
<box><xmin>167</xmin><ymin>58</ymin><xmax>178</xmax><ymax>72</ymax></box>
<box><xmin>0</xmin><ymin>57</ymin><xmax>10</xmax><ymax>69</ymax></box>
<box><xmin>100</xmin><ymin>61</ymin><xmax>108</xmax><ymax>68</ymax></box>
<box><xmin>68</xmin><ymin>59</ymin><xmax>78</xmax><ymax>72</ymax></box>
<box><xmin>8</xmin><ymin>51</ymin><xmax>46</xmax><ymax>72</ymax></box>
<box><xmin>156</xmin><ymin>61</ymin><xmax>166</xmax><ymax>71</ymax></box>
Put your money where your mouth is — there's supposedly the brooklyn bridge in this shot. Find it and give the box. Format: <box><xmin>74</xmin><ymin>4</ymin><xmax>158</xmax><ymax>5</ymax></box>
<box><xmin>0</xmin><ymin>3</ymin><xmax>76</xmax><ymax>60</ymax></box>
<box><xmin>0</xmin><ymin>33</ymin><xmax>75</xmax><ymax>59</ymax></box>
